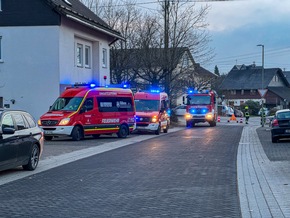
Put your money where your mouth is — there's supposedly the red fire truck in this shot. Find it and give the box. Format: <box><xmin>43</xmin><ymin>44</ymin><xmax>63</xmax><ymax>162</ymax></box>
<box><xmin>134</xmin><ymin>90</ymin><xmax>170</xmax><ymax>135</ymax></box>
<box><xmin>183</xmin><ymin>89</ymin><xmax>218</xmax><ymax>127</ymax></box>
<box><xmin>38</xmin><ymin>83</ymin><xmax>136</xmax><ymax>141</ymax></box>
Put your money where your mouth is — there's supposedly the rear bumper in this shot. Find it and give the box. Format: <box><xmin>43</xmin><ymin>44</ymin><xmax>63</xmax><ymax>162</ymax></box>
<box><xmin>271</xmin><ymin>127</ymin><xmax>290</xmax><ymax>138</ymax></box>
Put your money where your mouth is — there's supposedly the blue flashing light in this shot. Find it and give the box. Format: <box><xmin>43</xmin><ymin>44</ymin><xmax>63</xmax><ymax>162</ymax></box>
<box><xmin>167</xmin><ymin>109</ymin><xmax>171</xmax><ymax>116</ymax></box>
<box><xmin>201</xmin><ymin>108</ymin><xmax>208</xmax><ymax>114</ymax></box>
<box><xmin>190</xmin><ymin>108</ymin><xmax>196</xmax><ymax>114</ymax></box>
<box><xmin>150</xmin><ymin>89</ymin><xmax>160</xmax><ymax>93</ymax></box>
<box><xmin>135</xmin><ymin>116</ymin><xmax>140</xmax><ymax>121</ymax></box>
<box><xmin>188</xmin><ymin>89</ymin><xmax>199</xmax><ymax>94</ymax></box>
<box><xmin>90</xmin><ymin>83</ymin><xmax>97</xmax><ymax>88</ymax></box>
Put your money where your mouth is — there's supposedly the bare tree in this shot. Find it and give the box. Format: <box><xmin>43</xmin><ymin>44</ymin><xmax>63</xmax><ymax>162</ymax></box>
<box><xmin>80</xmin><ymin>0</ymin><xmax>213</xmax><ymax>102</ymax></box>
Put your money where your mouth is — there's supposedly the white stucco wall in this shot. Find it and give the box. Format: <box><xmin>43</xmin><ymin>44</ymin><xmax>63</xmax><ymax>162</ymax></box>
<box><xmin>59</xmin><ymin>19</ymin><xmax>111</xmax><ymax>87</ymax></box>
<box><xmin>0</xmin><ymin>26</ymin><xmax>60</xmax><ymax>120</ymax></box>
<box><xmin>0</xmin><ymin>19</ymin><xmax>114</xmax><ymax>120</ymax></box>
<box><xmin>268</xmin><ymin>73</ymin><xmax>285</xmax><ymax>87</ymax></box>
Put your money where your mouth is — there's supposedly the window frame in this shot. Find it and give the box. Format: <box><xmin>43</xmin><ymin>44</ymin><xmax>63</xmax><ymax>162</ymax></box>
<box><xmin>76</xmin><ymin>43</ymin><xmax>83</xmax><ymax>67</ymax></box>
<box><xmin>102</xmin><ymin>48</ymin><xmax>107</xmax><ymax>68</ymax></box>
<box><xmin>84</xmin><ymin>45</ymin><xmax>91</xmax><ymax>68</ymax></box>
<box><xmin>0</xmin><ymin>36</ymin><xmax>2</xmax><ymax>61</ymax></box>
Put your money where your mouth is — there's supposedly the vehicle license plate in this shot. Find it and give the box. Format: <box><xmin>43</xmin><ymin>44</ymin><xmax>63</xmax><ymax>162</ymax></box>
<box><xmin>44</xmin><ymin>130</ymin><xmax>53</xmax><ymax>134</ymax></box>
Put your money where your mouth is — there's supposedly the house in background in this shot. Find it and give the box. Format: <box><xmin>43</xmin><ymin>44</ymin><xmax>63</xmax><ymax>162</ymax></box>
<box><xmin>0</xmin><ymin>0</ymin><xmax>122</xmax><ymax>119</ymax></box>
<box><xmin>219</xmin><ymin>64</ymin><xmax>290</xmax><ymax>109</ymax></box>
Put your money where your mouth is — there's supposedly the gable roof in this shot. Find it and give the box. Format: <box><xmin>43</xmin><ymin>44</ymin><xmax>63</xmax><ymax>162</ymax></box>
<box><xmin>112</xmin><ymin>47</ymin><xmax>195</xmax><ymax>69</ymax></box>
<box><xmin>283</xmin><ymin>71</ymin><xmax>290</xmax><ymax>84</ymax></box>
<box><xmin>268</xmin><ymin>87</ymin><xmax>290</xmax><ymax>102</ymax></box>
<box><xmin>193</xmin><ymin>63</ymin><xmax>218</xmax><ymax>79</ymax></box>
<box><xmin>48</xmin><ymin>0</ymin><xmax>123</xmax><ymax>41</ymax></box>
<box><xmin>219</xmin><ymin>65</ymin><xmax>288</xmax><ymax>90</ymax></box>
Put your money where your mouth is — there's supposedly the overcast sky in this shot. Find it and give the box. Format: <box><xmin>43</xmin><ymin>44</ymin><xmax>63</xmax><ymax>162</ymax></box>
<box><xmin>136</xmin><ymin>0</ymin><xmax>290</xmax><ymax>74</ymax></box>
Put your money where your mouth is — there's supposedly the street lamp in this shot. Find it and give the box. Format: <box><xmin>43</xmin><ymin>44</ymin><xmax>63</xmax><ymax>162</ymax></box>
<box><xmin>257</xmin><ymin>44</ymin><xmax>265</xmax><ymax>127</ymax></box>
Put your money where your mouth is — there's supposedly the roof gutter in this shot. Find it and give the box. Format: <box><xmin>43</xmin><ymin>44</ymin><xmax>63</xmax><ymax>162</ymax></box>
<box><xmin>66</xmin><ymin>14</ymin><xmax>125</xmax><ymax>42</ymax></box>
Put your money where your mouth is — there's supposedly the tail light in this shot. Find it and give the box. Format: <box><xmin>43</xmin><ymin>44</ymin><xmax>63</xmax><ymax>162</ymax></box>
<box><xmin>272</xmin><ymin>119</ymin><xmax>279</xmax><ymax>127</ymax></box>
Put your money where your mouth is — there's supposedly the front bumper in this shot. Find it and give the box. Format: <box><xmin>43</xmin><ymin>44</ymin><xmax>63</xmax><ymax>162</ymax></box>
<box><xmin>41</xmin><ymin>126</ymin><xmax>74</xmax><ymax>137</ymax></box>
<box><xmin>185</xmin><ymin>113</ymin><xmax>215</xmax><ymax>123</ymax></box>
<box><xmin>135</xmin><ymin>123</ymin><xmax>159</xmax><ymax>132</ymax></box>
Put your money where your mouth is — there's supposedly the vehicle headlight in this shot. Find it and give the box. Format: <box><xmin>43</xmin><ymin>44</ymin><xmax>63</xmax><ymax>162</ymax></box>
<box><xmin>59</xmin><ymin>118</ymin><xmax>70</xmax><ymax>125</ymax></box>
<box><xmin>185</xmin><ymin>113</ymin><xmax>192</xmax><ymax>120</ymax></box>
<box><xmin>152</xmin><ymin>116</ymin><xmax>158</xmax><ymax>123</ymax></box>
<box><xmin>205</xmin><ymin>113</ymin><xmax>213</xmax><ymax>119</ymax></box>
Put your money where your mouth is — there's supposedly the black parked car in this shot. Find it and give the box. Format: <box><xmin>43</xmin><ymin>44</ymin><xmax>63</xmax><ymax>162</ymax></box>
<box><xmin>271</xmin><ymin>109</ymin><xmax>290</xmax><ymax>143</ymax></box>
<box><xmin>0</xmin><ymin>109</ymin><xmax>44</xmax><ymax>171</ymax></box>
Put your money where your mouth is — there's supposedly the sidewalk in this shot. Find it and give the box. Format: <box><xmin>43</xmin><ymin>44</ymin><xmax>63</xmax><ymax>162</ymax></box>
<box><xmin>238</xmin><ymin>117</ymin><xmax>290</xmax><ymax>217</ymax></box>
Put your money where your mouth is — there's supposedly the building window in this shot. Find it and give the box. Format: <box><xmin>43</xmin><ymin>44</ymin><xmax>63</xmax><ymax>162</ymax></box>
<box><xmin>182</xmin><ymin>54</ymin><xmax>189</xmax><ymax>67</ymax></box>
<box><xmin>0</xmin><ymin>36</ymin><xmax>2</xmax><ymax>61</ymax></box>
<box><xmin>250</xmin><ymin>89</ymin><xmax>256</xmax><ymax>95</ymax></box>
<box><xmin>102</xmin><ymin>48</ymin><xmax>107</xmax><ymax>68</ymax></box>
<box><xmin>241</xmin><ymin>90</ymin><xmax>244</xmax><ymax>95</ymax></box>
<box><xmin>76</xmin><ymin>43</ymin><xmax>83</xmax><ymax>67</ymax></box>
<box><xmin>0</xmin><ymin>0</ymin><xmax>2</xmax><ymax>11</ymax></box>
<box><xmin>84</xmin><ymin>46</ymin><xmax>91</xmax><ymax>68</ymax></box>
<box><xmin>230</xmin><ymin>90</ymin><xmax>236</xmax><ymax>95</ymax></box>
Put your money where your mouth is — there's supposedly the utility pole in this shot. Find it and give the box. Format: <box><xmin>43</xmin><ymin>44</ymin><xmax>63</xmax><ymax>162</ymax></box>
<box><xmin>257</xmin><ymin>44</ymin><xmax>265</xmax><ymax>127</ymax></box>
<box><xmin>164</xmin><ymin>0</ymin><xmax>170</xmax><ymax>96</ymax></box>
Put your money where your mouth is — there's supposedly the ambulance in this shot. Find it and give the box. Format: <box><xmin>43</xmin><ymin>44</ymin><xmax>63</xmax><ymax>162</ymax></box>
<box><xmin>38</xmin><ymin>83</ymin><xmax>136</xmax><ymax>141</ymax></box>
<box><xmin>134</xmin><ymin>90</ymin><xmax>170</xmax><ymax>135</ymax></box>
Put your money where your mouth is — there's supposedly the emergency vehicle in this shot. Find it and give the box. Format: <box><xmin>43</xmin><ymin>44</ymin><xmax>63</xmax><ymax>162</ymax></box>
<box><xmin>183</xmin><ymin>89</ymin><xmax>218</xmax><ymax>127</ymax></box>
<box><xmin>134</xmin><ymin>90</ymin><xmax>170</xmax><ymax>135</ymax></box>
<box><xmin>38</xmin><ymin>83</ymin><xmax>136</xmax><ymax>141</ymax></box>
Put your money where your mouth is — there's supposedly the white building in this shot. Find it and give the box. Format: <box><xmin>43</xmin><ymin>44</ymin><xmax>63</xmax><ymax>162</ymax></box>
<box><xmin>0</xmin><ymin>0</ymin><xmax>122</xmax><ymax>119</ymax></box>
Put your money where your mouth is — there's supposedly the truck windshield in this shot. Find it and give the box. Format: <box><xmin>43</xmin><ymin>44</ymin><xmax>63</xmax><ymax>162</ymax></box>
<box><xmin>50</xmin><ymin>97</ymin><xmax>83</xmax><ymax>111</ymax></box>
<box><xmin>135</xmin><ymin>100</ymin><xmax>160</xmax><ymax>112</ymax></box>
<box><xmin>188</xmin><ymin>95</ymin><xmax>210</xmax><ymax>105</ymax></box>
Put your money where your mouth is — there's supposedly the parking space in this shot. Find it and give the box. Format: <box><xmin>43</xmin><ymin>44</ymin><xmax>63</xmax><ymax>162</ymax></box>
<box><xmin>257</xmin><ymin>127</ymin><xmax>290</xmax><ymax>161</ymax></box>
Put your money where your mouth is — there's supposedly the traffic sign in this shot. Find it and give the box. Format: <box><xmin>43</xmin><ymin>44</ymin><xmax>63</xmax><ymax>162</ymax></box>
<box><xmin>258</xmin><ymin>89</ymin><xmax>268</xmax><ymax>98</ymax></box>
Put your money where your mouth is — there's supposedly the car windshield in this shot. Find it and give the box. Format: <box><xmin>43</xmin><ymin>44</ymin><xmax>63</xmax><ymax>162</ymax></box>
<box><xmin>50</xmin><ymin>97</ymin><xmax>83</xmax><ymax>111</ymax></box>
<box><xmin>187</xmin><ymin>96</ymin><xmax>210</xmax><ymax>105</ymax></box>
<box><xmin>277</xmin><ymin>111</ymin><xmax>290</xmax><ymax>119</ymax></box>
<box><xmin>135</xmin><ymin>100</ymin><xmax>160</xmax><ymax>112</ymax></box>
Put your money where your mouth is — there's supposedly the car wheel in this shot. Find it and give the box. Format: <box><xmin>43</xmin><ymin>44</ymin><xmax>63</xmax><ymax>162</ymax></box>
<box><xmin>22</xmin><ymin>144</ymin><xmax>40</xmax><ymax>171</ymax></box>
<box><xmin>117</xmin><ymin>124</ymin><xmax>129</xmax><ymax>138</ymax></box>
<box><xmin>210</xmin><ymin>121</ymin><xmax>216</xmax><ymax>127</ymax></box>
<box><xmin>71</xmin><ymin>126</ymin><xmax>83</xmax><ymax>141</ymax></box>
<box><xmin>44</xmin><ymin>136</ymin><xmax>53</xmax><ymax>141</ymax></box>
<box><xmin>155</xmin><ymin>124</ymin><xmax>161</xmax><ymax>135</ymax></box>
<box><xmin>163</xmin><ymin>123</ymin><xmax>169</xmax><ymax>133</ymax></box>
<box><xmin>92</xmin><ymin>134</ymin><xmax>100</xmax><ymax>139</ymax></box>
<box><xmin>271</xmin><ymin>136</ymin><xmax>279</xmax><ymax>143</ymax></box>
